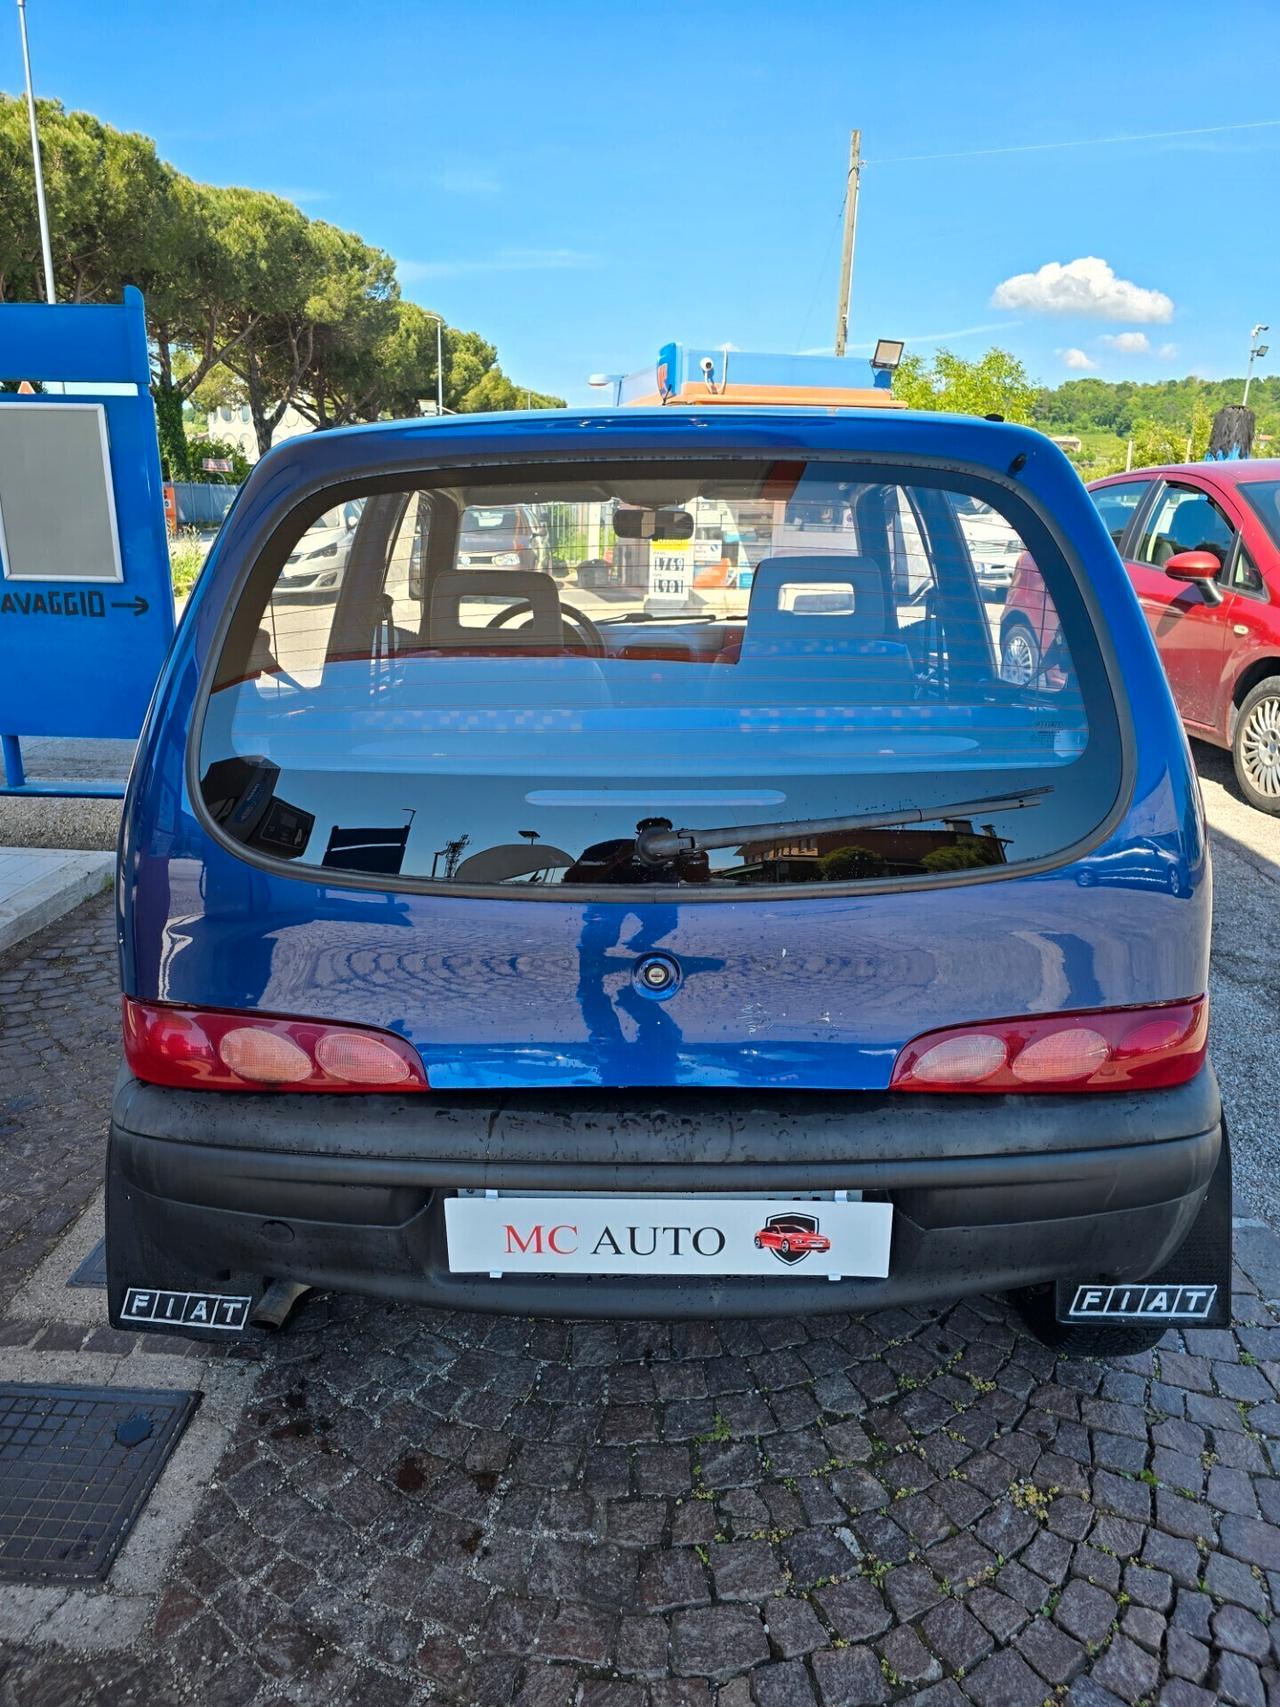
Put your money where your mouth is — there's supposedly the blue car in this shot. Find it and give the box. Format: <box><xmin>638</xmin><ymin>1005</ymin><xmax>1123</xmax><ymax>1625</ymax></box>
<box><xmin>108</xmin><ymin>408</ymin><xmax>1229</xmax><ymax>1353</ymax></box>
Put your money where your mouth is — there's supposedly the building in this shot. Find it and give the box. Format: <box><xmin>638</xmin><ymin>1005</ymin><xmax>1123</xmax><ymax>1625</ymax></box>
<box><xmin>195</xmin><ymin>402</ymin><xmax>313</xmax><ymax>464</ymax></box>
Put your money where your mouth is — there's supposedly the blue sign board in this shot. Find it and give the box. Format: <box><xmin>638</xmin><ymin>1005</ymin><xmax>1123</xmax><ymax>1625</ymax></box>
<box><xmin>0</xmin><ymin>286</ymin><xmax>175</xmax><ymax>792</ymax></box>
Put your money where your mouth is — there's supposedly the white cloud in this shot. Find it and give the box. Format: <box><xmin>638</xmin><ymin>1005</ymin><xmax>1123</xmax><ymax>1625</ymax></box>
<box><xmin>991</xmin><ymin>256</ymin><xmax>1174</xmax><ymax>323</ymax></box>
<box><xmin>1159</xmin><ymin>343</ymin><xmax>1179</xmax><ymax>360</ymax></box>
<box><xmin>399</xmin><ymin>249</ymin><xmax>597</xmax><ymax>281</ymax></box>
<box><xmin>1060</xmin><ymin>347</ymin><xmax>1097</xmax><ymax>370</ymax></box>
<box><xmin>1101</xmin><ymin>331</ymin><xmax>1152</xmax><ymax>353</ymax></box>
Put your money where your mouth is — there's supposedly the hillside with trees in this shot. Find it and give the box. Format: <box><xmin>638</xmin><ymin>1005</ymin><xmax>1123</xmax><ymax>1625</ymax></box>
<box><xmin>893</xmin><ymin>345</ymin><xmax>1277</xmax><ymax>480</ymax></box>
<box><xmin>0</xmin><ymin>95</ymin><xmax>563</xmax><ymax>476</ymax></box>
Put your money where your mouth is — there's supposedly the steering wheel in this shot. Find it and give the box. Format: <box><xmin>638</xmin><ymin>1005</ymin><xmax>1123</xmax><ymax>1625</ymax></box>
<box><xmin>484</xmin><ymin>598</ymin><xmax>606</xmax><ymax>656</ymax></box>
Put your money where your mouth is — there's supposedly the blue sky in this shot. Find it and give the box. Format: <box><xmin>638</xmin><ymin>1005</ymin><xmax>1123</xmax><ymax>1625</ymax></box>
<box><xmin>6</xmin><ymin>0</ymin><xmax>1280</xmax><ymax>403</ymax></box>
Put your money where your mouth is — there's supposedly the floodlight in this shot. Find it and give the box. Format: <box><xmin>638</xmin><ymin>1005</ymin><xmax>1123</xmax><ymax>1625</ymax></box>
<box><xmin>871</xmin><ymin>339</ymin><xmax>905</xmax><ymax>372</ymax></box>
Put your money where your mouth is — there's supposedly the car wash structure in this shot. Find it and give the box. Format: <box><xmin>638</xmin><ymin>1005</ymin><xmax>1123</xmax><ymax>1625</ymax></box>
<box><xmin>0</xmin><ymin>286</ymin><xmax>175</xmax><ymax>796</ymax></box>
<box><xmin>619</xmin><ymin>340</ymin><xmax>906</xmax><ymax>409</ymax></box>
<box><xmin>580</xmin><ymin>342</ymin><xmax>906</xmax><ymax>612</ymax></box>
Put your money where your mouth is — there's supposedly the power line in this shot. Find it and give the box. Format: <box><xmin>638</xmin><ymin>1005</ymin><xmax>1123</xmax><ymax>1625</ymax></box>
<box><xmin>794</xmin><ymin>194</ymin><xmax>847</xmax><ymax>354</ymax></box>
<box><xmin>867</xmin><ymin>117</ymin><xmax>1280</xmax><ymax>167</ymax></box>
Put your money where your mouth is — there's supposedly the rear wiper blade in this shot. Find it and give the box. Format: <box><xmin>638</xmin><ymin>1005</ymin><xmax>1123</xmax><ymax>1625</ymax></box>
<box><xmin>634</xmin><ymin>786</ymin><xmax>1054</xmax><ymax>865</ymax></box>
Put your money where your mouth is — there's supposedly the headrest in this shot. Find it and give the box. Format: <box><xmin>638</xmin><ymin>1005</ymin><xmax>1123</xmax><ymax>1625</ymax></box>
<box><xmin>743</xmin><ymin>555</ymin><xmax>889</xmax><ymax>646</ymax></box>
<box><xmin>428</xmin><ymin>569</ymin><xmax>563</xmax><ymax>648</ymax></box>
<box><xmin>1166</xmin><ymin>501</ymin><xmax>1220</xmax><ymax>552</ymax></box>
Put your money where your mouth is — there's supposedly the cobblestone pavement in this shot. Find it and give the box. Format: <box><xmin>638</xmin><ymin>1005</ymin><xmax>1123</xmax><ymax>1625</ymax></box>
<box><xmin>2</xmin><ymin>898</ymin><xmax>1279</xmax><ymax>1707</ymax></box>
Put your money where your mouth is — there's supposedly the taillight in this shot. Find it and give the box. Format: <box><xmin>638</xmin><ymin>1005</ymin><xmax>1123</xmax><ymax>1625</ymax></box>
<box><xmin>122</xmin><ymin>998</ymin><xmax>428</xmax><ymax>1093</ymax></box>
<box><xmin>890</xmin><ymin>998</ymin><xmax>1207</xmax><ymax>1093</ymax></box>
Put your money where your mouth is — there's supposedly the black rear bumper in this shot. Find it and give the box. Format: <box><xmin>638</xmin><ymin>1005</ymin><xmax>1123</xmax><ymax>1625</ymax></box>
<box><xmin>107</xmin><ymin>1068</ymin><xmax>1226</xmax><ymax>1333</ymax></box>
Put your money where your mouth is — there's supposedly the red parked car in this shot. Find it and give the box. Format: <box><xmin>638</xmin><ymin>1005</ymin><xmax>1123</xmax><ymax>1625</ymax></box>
<box><xmin>1002</xmin><ymin>461</ymin><xmax>1280</xmax><ymax>812</ymax></box>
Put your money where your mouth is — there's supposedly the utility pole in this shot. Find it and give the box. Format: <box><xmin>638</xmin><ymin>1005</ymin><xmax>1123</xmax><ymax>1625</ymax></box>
<box><xmin>16</xmin><ymin>0</ymin><xmax>57</xmax><ymax>305</ymax></box>
<box><xmin>435</xmin><ymin>316</ymin><xmax>444</xmax><ymax>414</ymax></box>
<box><xmin>833</xmin><ymin>129</ymin><xmax>861</xmax><ymax>358</ymax></box>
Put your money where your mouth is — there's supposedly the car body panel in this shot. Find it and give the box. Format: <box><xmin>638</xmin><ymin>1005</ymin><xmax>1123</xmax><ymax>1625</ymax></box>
<box><xmin>1088</xmin><ymin>461</ymin><xmax>1280</xmax><ymax>747</ymax></box>
<box><xmin>119</xmin><ymin>409</ymin><xmax>1208</xmax><ymax>1093</ymax></box>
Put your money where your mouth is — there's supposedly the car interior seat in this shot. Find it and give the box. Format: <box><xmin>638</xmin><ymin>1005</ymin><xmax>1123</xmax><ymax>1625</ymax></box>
<box><xmin>703</xmin><ymin>555</ymin><xmax>917</xmax><ymax>705</ymax></box>
<box><xmin>1154</xmin><ymin>499</ymin><xmax>1228</xmax><ymax>568</ymax></box>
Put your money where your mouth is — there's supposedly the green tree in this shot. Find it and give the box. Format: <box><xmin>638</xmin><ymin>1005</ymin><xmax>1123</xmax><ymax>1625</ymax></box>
<box><xmin>0</xmin><ymin>93</ymin><xmax>561</xmax><ymax>466</ymax></box>
<box><xmin>895</xmin><ymin>347</ymin><xmax>1036</xmax><ymax>423</ymax></box>
<box><xmin>457</xmin><ymin>367</ymin><xmax>565</xmax><ymax>412</ymax></box>
<box><xmin>818</xmin><ymin>845</ymin><xmax>888</xmax><ymax>882</ymax></box>
<box><xmin>183</xmin><ymin>434</ymin><xmax>251</xmax><ymax>483</ymax></box>
<box><xmin>920</xmin><ymin>838</ymin><xmax>992</xmax><ymax>873</ymax></box>
<box><xmin>1129</xmin><ymin>418</ymin><xmax>1189</xmax><ymax>468</ymax></box>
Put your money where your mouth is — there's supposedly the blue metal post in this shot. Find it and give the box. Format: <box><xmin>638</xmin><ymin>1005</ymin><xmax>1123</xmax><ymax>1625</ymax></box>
<box><xmin>2</xmin><ymin>735</ymin><xmax>26</xmax><ymax>789</ymax></box>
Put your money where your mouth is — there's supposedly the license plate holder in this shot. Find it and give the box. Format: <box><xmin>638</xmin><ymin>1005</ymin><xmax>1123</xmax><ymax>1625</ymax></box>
<box><xmin>444</xmin><ymin>1193</ymin><xmax>892</xmax><ymax>1280</ymax></box>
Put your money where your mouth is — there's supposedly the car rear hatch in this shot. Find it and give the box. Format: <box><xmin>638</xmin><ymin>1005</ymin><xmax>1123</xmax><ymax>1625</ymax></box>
<box><xmin>133</xmin><ymin>420</ymin><xmax>1207</xmax><ymax>1092</ymax></box>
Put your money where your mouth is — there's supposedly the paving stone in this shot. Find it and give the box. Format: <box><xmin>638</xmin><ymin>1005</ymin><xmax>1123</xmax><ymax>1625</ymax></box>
<box><xmin>1212</xmin><ymin>1603</ymin><xmax>1272</xmax><ymax>1662</ymax></box>
<box><xmin>959</xmin><ymin>1646</ymin><xmax>1047</xmax><ymax>1707</ymax></box>
<box><xmin>671</xmin><ymin>1608</ymin><xmax>770</xmax><ymax>1682</ymax></box>
<box><xmin>814</xmin><ymin>1579</ymin><xmax>893</xmax><ymax>1642</ymax></box>
<box><xmin>1210</xmin><ymin>1650</ymin><xmax>1267</xmax><ymax>1707</ymax></box>
<box><xmin>920</xmin><ymin>1598</ymin><xmax>995</xmax><ymax>1672</ymax></box>
<box><xmin>1158</xmin><ymin>1683</ymin><xmax>1217</xmax><ymax>1707</ymax></box>
<box><xmin>1203</xmin><ymin>1550</ymin><xmax>1270</xmax><ymax>1613</ymax></box>
<box><xmin>1156</xmin><ymin>1488</ymin><xmax>1216</xmax><ymax>1542</ymax></box>
<box><xmin>1124</xmin><ymin>1562</ymin><xmax>1173</xmax><ymax>1611</ymax></box>
<box><xmin>1140</xmin><ymin>1529</ymin><xmax>1202</xmax><ymax>1590</ymax></box>
<box><xmin>877</xmin><ymin>1624</ymin><xmax>942</xmax><ymax>1687</ymax></box>
<box><xmin>1090</xmin><ymin>1633</ymin><xmax>1159</xmax><ymax>1701</ymax></box>
<box><xmin>1120</xmin><ymin>1604</ymin><xmax>1165</xmax><ymax>1653</ymax></box>
<box><xmin>710</xmin><ymin>1542</ymin><xmax>787</xmax><ymax>1603</ymax></box>
<box><xmin>762</xmin><ymin>1597</ymin><xmax>827</xmax><ymax>1660</ymax></box>
<box><xmin>1164</xmin><ymin>1627</ymin><xmax>1210</xmax><ymax>1684</ymax></box>
<box><xmin>1219</xmin><ymin>1514</ymin><xmax>1280</xmax><ymax>1570</ymax></box>
<box><xmin>750</xmin><ymin>1660</ymin><xmax>818</xmax><ymax>1707</ymax></box>
<box><xmin>811</xmin><ymin>1646</ymin><xmax>890</xmax><ymax>1707</ymax></box>
<box><xmin>1013</xmin><ymin>1616</ymin><xmax>1087</xmax><ymax>1685</ymax></box>
<box><xmin>641</xmin><ymin>1550</ymin><xmax>713</xmax><ymax>1613</ymax></box>
<box><xmin>1054</xmin><ymin>1579</ymin><xmax>1118</xmax><ymax>1645</ymax></box>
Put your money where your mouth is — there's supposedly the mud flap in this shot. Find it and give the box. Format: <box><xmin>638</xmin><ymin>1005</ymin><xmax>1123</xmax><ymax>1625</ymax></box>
<box><xmin>106</xmin><ymin>1139</ymin><xmax>269</xmax><ymax>1343</ymax></box>
<box><xmin>1054</xmin><ymin>1121</ymin><xmax>1232</xmax><ymax>1329</ymax></box>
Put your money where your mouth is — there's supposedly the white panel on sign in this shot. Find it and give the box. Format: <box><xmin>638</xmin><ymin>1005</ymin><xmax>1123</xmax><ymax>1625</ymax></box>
<box><xmin>0</xmin><ymin>402</ymin><xmax>123</xmax><ymax>582</ymax></box>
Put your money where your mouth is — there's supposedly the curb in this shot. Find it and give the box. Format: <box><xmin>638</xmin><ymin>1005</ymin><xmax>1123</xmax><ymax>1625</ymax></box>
<box><xmin>0</xmin><ymin>848</ymin><xmax>114</xmax><ymax>959</ymax></box>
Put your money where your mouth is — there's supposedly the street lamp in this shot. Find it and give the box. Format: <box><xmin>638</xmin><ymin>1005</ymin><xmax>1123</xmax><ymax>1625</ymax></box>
<box><xmin>15</xmin><ymin>0</ymin><xmax>56</xmax><ymax>307</ymax></box>
<box><xmin>588</xmin><ymin>372</ymin><xmax>626</xmax><ymax>407</ymax></box>
<box><xmin>1244</xmin><ymin>324</ymin><xmax>1270</xmax><ymax>406</ymax></box>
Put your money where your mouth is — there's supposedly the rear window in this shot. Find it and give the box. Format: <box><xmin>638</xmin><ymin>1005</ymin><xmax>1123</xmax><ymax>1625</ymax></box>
<box><xmin>198</xmin><ymin>458</ymin><xmax>1123</xmax><ymax>892</ymax></box>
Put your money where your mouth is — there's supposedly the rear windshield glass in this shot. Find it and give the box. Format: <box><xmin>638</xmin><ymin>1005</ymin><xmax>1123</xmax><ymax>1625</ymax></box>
<box><xmin>198</xmin><ymin>458</ymin><xmax>1123</xmax><ymax>891</ymax></box>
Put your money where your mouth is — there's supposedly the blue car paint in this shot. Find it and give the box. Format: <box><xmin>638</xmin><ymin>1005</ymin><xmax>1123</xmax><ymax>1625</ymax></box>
<box><xmin>119</xmin><ymin>409</ymin><xmax>1209</xmax><ymax>1091</ymax></box>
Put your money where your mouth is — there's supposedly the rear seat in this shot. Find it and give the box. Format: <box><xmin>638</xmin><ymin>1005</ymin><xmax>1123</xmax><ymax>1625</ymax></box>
<box><xmin>703</xmin><ymin>555</ymin><xmax>917</xmax><ymax>705</ymax></box>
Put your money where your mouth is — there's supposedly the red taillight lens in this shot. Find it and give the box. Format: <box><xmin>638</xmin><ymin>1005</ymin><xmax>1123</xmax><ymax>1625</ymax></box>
<box><xmin>122</xmin><ymin>998</ymin><xmax>428</xmax><ymax>1093</ymax></box>
<box><xmin>890</xmin><ymin>998</ymin><xmax>1207</xmax><ymax>1093</ymax></box>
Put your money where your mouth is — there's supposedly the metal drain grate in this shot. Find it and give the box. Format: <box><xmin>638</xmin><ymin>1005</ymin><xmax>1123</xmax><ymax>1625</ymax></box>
<box><xmin>0</xmin><ymin>1384</ymin><xmax>199</xmax><ymax>1582</ymax></box>
<box><xmin>67</xmin><ymin>1238</ymin><xmax>107</xmax><ymax>1289</ymax></box>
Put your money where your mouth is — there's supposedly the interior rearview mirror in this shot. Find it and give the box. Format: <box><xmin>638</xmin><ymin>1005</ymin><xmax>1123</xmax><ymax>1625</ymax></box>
<box><xmin>612</xmin><ymin>507</ymin><xmax>694</xmax><ymax>542</ymax></box>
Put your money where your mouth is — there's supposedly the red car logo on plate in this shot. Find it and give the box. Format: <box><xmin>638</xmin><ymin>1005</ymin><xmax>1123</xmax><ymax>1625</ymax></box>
<box><xmin>754</xmin><ymin>1212</ymin><xmax>831</xmax><ymax>1266</ymax></box>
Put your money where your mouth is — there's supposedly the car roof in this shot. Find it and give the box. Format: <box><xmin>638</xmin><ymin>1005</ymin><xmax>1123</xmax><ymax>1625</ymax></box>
<box><xmin>1091</xmin><ymin>459</ymin><xmax>1280</xmax><ymax>488</ymax></box>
